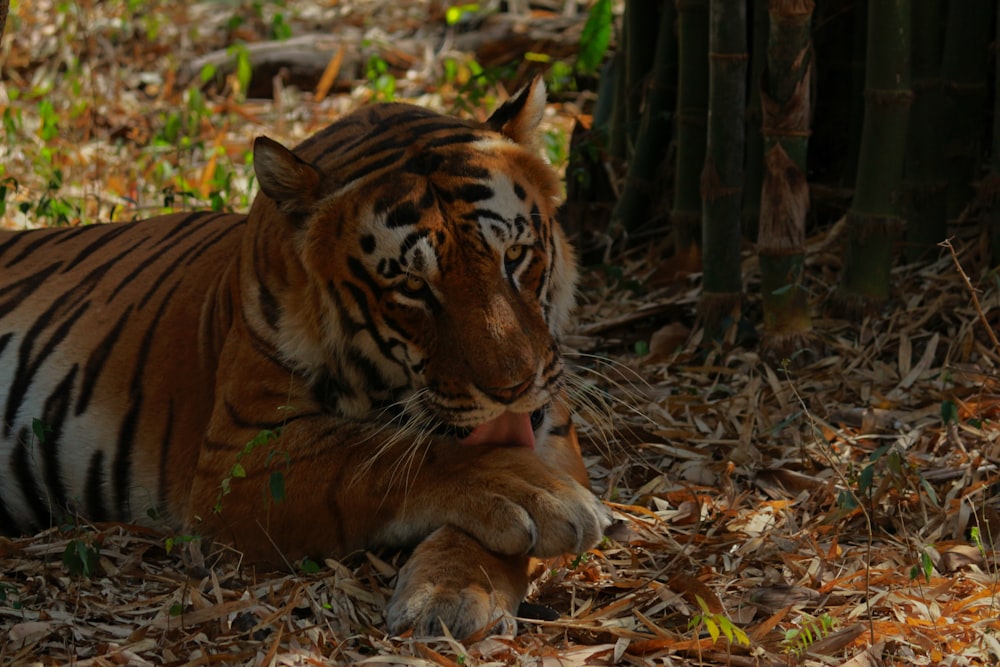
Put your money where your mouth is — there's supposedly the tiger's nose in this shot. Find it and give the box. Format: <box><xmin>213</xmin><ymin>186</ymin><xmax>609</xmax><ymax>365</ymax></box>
<box><xmin>480</xmin><ymin>376</ymin><xmax>535</xmax><ymax>404</ymax></box>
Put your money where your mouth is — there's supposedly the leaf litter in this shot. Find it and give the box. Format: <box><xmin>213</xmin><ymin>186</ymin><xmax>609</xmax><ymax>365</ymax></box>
<box><xmin>1</xmin><ymin>1</ymin><xmax>1000</xmax><ymax>665</ymax></box>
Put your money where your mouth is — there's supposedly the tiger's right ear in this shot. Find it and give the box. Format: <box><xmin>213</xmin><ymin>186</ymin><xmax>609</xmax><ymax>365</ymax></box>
<box><xmin>253</xmin><ymin>136</ymin><xmax>320</xmax><ymax>214</ymax></box>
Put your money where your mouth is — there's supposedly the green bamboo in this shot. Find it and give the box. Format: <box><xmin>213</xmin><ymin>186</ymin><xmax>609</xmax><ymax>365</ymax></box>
<box><xmin>989</xmin><ymin>2</ymin><xmax>1000</xmax><ymax>268</ymax></box>
<box><xmin>614</xmin><ymin>0</ymin><xmax>676</xmax><ymax>233</ymax></box>
<box><xmin>607</xmin><ymin>31</ymin><xmax>629</xmax><ymax>161</ymax></box>
<box><xmin>841</xmin><ymin>1</ymin><xmax>867</xmax><ymax>189</ymax></box>
<box><xmin>700</xmin><ymin>0</ymin><xmax>746</xmax><ymax>339</ymax></box>
<box><xmin>758</xmin><ymin>0</ymin><xmax>815</xmax><ymax>361</ymax></box>
<box><xmin>902</xmin><ymin>0</ymin><xmax>946</xmax><ymax>260</ymax></box>
<box><xmin>939</xmin><ymin>0</ymin><xmax>992</xmax><ymax>218</ymax></box>
<box><xmin>837</xmin><ymin>0</ymin><xmax>911</xmax><ymax>314</ymax></box>
<box><xmin>670</xmin><ymin>0</ymin><xmax>709</xmax><ymax>274</ymax></box>
<box><xmin>741</xmin><ymin>0</ymin><xmax>769</xmax><ymax>242</ymax></box>
<box><xmin>624</xmin><ymin>1</ymin><xmax>662</xmax><ymax>151</ymax></box>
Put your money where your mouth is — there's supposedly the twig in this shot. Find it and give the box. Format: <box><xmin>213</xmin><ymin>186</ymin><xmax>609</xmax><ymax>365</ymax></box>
<box><xmin>940</xmin><ymin>238</ymin><xmax>1000</xmax><ymax>350</ymax></box>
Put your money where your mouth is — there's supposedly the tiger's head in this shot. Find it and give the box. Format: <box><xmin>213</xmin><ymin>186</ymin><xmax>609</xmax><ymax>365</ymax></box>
<box><xmin>244</xmin><ymin>78</ymin><xmax>576</xmax><ymax>448</ymax></box>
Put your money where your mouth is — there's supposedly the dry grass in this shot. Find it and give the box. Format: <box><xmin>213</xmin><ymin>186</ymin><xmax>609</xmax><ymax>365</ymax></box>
<box><xmin>2</xmin><ymin>2</ymin><xmax>1000</xmax><ymax>665</ymax></box>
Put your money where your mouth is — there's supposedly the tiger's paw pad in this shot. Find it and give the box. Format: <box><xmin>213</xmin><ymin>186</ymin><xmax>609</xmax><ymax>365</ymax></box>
<box><xmin>386</xmin><ymin>582</ymin><xmax>516</xmax><ymax>639</ymax></box>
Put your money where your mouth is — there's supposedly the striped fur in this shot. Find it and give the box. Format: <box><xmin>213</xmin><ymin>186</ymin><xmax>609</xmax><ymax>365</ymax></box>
<box><xmin>0</xmin><ymin>79</ymin><xmax>609</xmax><ymax>636</ymax></box>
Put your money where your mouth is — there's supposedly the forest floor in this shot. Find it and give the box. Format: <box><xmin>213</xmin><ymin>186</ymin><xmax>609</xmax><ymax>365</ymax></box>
<box><xmin>2</xmin><ymin>1</ymin><xmax>1000</xmax><ymax>665</ymax></box>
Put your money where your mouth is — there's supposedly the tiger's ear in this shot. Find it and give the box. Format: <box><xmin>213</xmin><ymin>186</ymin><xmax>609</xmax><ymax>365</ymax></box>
<box><xmin>253</xmin><ymin>136</ymin><xmax>320</xmax><ymax>214</ymax></box>
<box><xmin>486</xmin><ymin>76</ymin><xmax>546</xmax><ymax>148</ymax></box>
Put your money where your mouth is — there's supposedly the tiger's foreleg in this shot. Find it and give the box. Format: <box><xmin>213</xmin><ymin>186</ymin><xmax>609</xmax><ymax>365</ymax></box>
<box><xmin>385</xmin><ymin>525</ymin><xmax>529</xmax><ymax>638</ymax></box>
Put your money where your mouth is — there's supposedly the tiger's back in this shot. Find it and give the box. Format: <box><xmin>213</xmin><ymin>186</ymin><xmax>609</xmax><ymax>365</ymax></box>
<box><xmin>0</xmin><ymin>212</ymin><xmax>244</xmax><ymax>532</ymax></box>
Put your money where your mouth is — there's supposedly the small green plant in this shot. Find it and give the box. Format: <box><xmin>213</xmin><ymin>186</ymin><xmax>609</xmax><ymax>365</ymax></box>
<box><xmin>688</xmin><ymin>595</ymin><xmax>750</xmax><ymax>649</ymax></box>
<box><xmin>0</xmin><ymin>582</ymin><xmax>21</xmax><ymax>609</ymax></box>
<box><xmin>215</xmin><ymin>428</ymin><xmax>288</xmax><ymax>513</ymax></box>
<box><xmin>445</xmin><ymin>4</ymin><xmax>480</xmax><ymax>26</ymax></box>
<box><xmin>782</xmin><ymin>613</ymin><xmax>837</xmax><ymax>658</ymax></box>
<box><xmin>164</xmin><ymin>533</ymin><xmax>200</xmax><ymax>555</ymax></box>
<box><xmin>228</xmin><ymin>43</ymin><xmax>254</xmax><ymax>100</ymax></box>
<box><xmin>542</xmin><ymin>127</ymin><xmax>568</xmax><ymax>170</ymax></box>
<box><xmin>270</xmin><ymin>11</ymin><xmax>292</xmax><ymax>40</ymax></box>
<box><xmin>300</xmin><ymin>557</ymin><xmax>321</xmax><ymax>574</ymax></box>
<box><xmin>365</xmin><ymin>54</ymin><xmax>397</xmax><ymax>102</ymax></box>
<box><xmin>0</xmin><ymin>177</ymin><xmax>19</xmax><ymax>218</ymax></box>
<box><xmin>62</xmin><ymin>534</ymin><xmax>101</xmax><ymax>578</ymax></box>
<box><xmin>576</xmin><ymin>0</ymin><xmax>613</xmax><ymax>76</ymax></box>
<box><xmin>910</xmin><ymin>547</ymin><xmax>935</xmax><ymax>583</ymax></box>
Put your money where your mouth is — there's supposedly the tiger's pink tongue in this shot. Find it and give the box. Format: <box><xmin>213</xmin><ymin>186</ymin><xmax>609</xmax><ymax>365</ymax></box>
<box><xmin>458</xmin><ymin>411</ymin><xmax>536</xmax><ymax>449</ymax></box>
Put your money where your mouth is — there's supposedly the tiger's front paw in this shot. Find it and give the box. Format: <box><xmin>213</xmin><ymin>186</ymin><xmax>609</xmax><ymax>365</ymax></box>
<box><xmin>385</xmin><ymin>526</ymin><xmax>528</xmax><ymax>639</ymax></box>
<box><xmin>452</xmin><ymin>459</ymin><xmax>612</xmax><ymax>559</ymax></box>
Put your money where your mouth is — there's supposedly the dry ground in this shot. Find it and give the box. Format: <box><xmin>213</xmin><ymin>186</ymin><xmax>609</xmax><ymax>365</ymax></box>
<box><xmin>2</xmin><ymin>2</ymin><xmax>1000</xmax><ymax>665</ymax></box>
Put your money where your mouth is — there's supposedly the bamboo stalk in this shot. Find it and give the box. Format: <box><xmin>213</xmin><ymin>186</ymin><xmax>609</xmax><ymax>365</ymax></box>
<box><xmin>986</xmin><ymin>3</ymin><xmax>1000</xmax><ymax>268</ymax></box>
<box><xmin>902</xmin><ymin>0</ymin><xmax>946</xmax><ymax>260</ymax></box>
<box><xmin>670</xmin><ymin>0</ymin><xmax>710</xmax><ymax>274</ymax></box>
<box><xmin>757</xmin><ymin>0</ymin><xmax>815</xmax><ymax>361</ymax></box>
<box><xmin>699</xmin><ymin>0</ymin><xmax>747</xmax><ymax>339</ymax></box>
<box><xmin>836</xmin><ymin>0</ymin><xmax>912</xmax><ymax>314</ymax></box>
<box><xmin>613</xmin><ymin>0</ymin><xmax>676</xmax><ymax>233</ymax></box>
<box><xmin>938</xmin><ymin>0</ymin><xmax>992</xmax><ymax>217</ymax></box>
<box><xmin>741</xmin><ymin>0</ymin><xmax>769</xmax><ymax>242</ymax></box>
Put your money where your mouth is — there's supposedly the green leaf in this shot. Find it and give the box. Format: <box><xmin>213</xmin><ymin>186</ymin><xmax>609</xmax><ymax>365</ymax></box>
<box><xmin>300</xmin><ymin>557</ymin><xmax>321</xmax><ymax>574</ymax></box>
<box><xmin>921</xmin><ymin>550</ymin><xmax>934</xmax><ymax>582</ymax></box>
<box><xmin>577</xmin><ymin>0</ymin><xmax>612</xmax><ymax>76</ymax></box>
<box><xmin>231</xmin><ymin>462</ymin><xmax>246</xmax><ymax>478</ymax></box>
<box><xmin>269</xmin><ymin>470</ymin><xmax>286</xmax><ymax>503</ymax></box>
<box><xmin>445</xmin><ymin>4</ymin><xmax>479</xmax><ymax>26</ymax></box>
<box><xmin>857</xmin><ymin>464</ymin><xmax>875</xmax><ymax>495</ymax></box>
<box><xmin>940</xmin><ymin>399</ymin><xmax>958</xmax><ymax>424</ymax></box>
<box><xmin>32</xmin><ymin>418</ymin><xmax>51</xmax><ymax>445</ymax></box>
<box><xmin>199</xmin><ymin>63</ymin><xmax>217</xmax><ymax>84</ymax></box>
<box><xmin>704</xmin><ymin>617</ymin><xmax>720</xmax><ymax>642</ymax></box>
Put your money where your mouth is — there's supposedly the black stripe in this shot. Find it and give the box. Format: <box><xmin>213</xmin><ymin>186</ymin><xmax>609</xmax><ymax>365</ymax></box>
<box><xmin>38</xmin><ymin>365</ymin><xmax>78</xmax><ymax>516</ymax></box>
<box><xmin>258</xmin><ymin>283</ymin><xmax>281</xmax><ymax>330</ymax></box>
<box><xmin>75</xmin><ymin>305</ymin><xmax>134</xmax><ymax>415</ymax></box>
<box><xmin>0</xmin><ymin>262</ymin><xmax>62</xmax><ymax>319</ymax></box>
<box><xmin>12</xmin><ymin>428</ymin><xmax>49</xmax><ymax>530</ymax></box>
<box><xmin>181</xmin><ymin>217</ymin><xmax>244</xmax><ymax>266</ymax></box>
<box><xmin>0</xmin><ymin>228</ymin><xmax>44</xmax><ymax>261</ymax></box>
<box><xmin>136</xmin><ymin>234</ymin><xmax>212</xmax><ymax>310</ymax></box>
<box><xmin>4</xmin><ymin>299</ymin><xmax>91</xmax><ymax>438</ymax></box>
<box><xmin>112</xmin><ymin>283</ymin><xmax>178</xmax><ymax>518</ymax></box>
<box><xmin>0</xmin><ymin>492</ymin><xmax>19</xmax><ymax>535</ymax></box>
<box><xmin>85</xmin><ymin>450</ymin><xmax>108</xmax><ymax>521</ymax></box>
<box><xmin>424</xmin><ymin>133</ymin><xmax>481</xmax><ymax>149</ymax></box>
<box><xmin>454</xmin><ymin>183</ymin><xmax>494</xmax><ymax>204</ymax></box>
<box><xmin>62</xmin><ymin>224</ymin><xmax>132</xmax><ymax>273</ymax></box>
<box><xmin>49</xmin><ymin>225</ymin><xmax>93</xmax><ymax>246</ymax></box>
<box><xmin>342</xmin><ymin>150</ymin><xmax>407</xmax><ymax>186</ymax></box>
<box><xmin>548</xmin><ymin>423</ymin><xmax>570</xmax><ymax>438</ymax></box>
<box><xmin>147</xmin><ymin>211</ymin><xmax>225</xmax><ymax>253</ymax></box>
<box><xmin>0</xmin><ymin>332</ymin><xmax>12</xmax><ymax>360</ymax></box>
<box><xmin>3</xmin><ymin>230</ymin><xmax>63</xmax><ymax>268</ymax></box>
<box><xmin>156</xmin><ymin>400</ymin><xmax>174</xmax><ymax>514</ymax></box>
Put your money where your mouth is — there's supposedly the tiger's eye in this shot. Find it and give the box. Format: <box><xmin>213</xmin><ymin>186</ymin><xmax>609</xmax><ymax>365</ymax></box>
<box><xmin>505</xmin><ymin>245</ymin><xmax>525</xmax><ymax>263</ymax></box>
<box><xmin>403</xmin><ymin>274</ymin><xmax>425</xmax><ymax>294</ymax></box>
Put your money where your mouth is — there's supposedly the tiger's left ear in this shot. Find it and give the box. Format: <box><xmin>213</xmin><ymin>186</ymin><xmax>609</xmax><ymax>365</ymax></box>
<box><xmin>253</xmin><ymin>136</ymin><xmax>320</xmax><ymax>214</ymax></box>
<box><xmin>486</xmin><ymin>76</ymin><xmax>546</xmax><ymax>148</ymax></box>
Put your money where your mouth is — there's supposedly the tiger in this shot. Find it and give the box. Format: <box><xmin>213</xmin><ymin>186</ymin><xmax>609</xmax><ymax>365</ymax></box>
<box><xmin>0</xmin><ymin>77</ymin><xmax>610</xmax><ymax>638</ymax></box>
